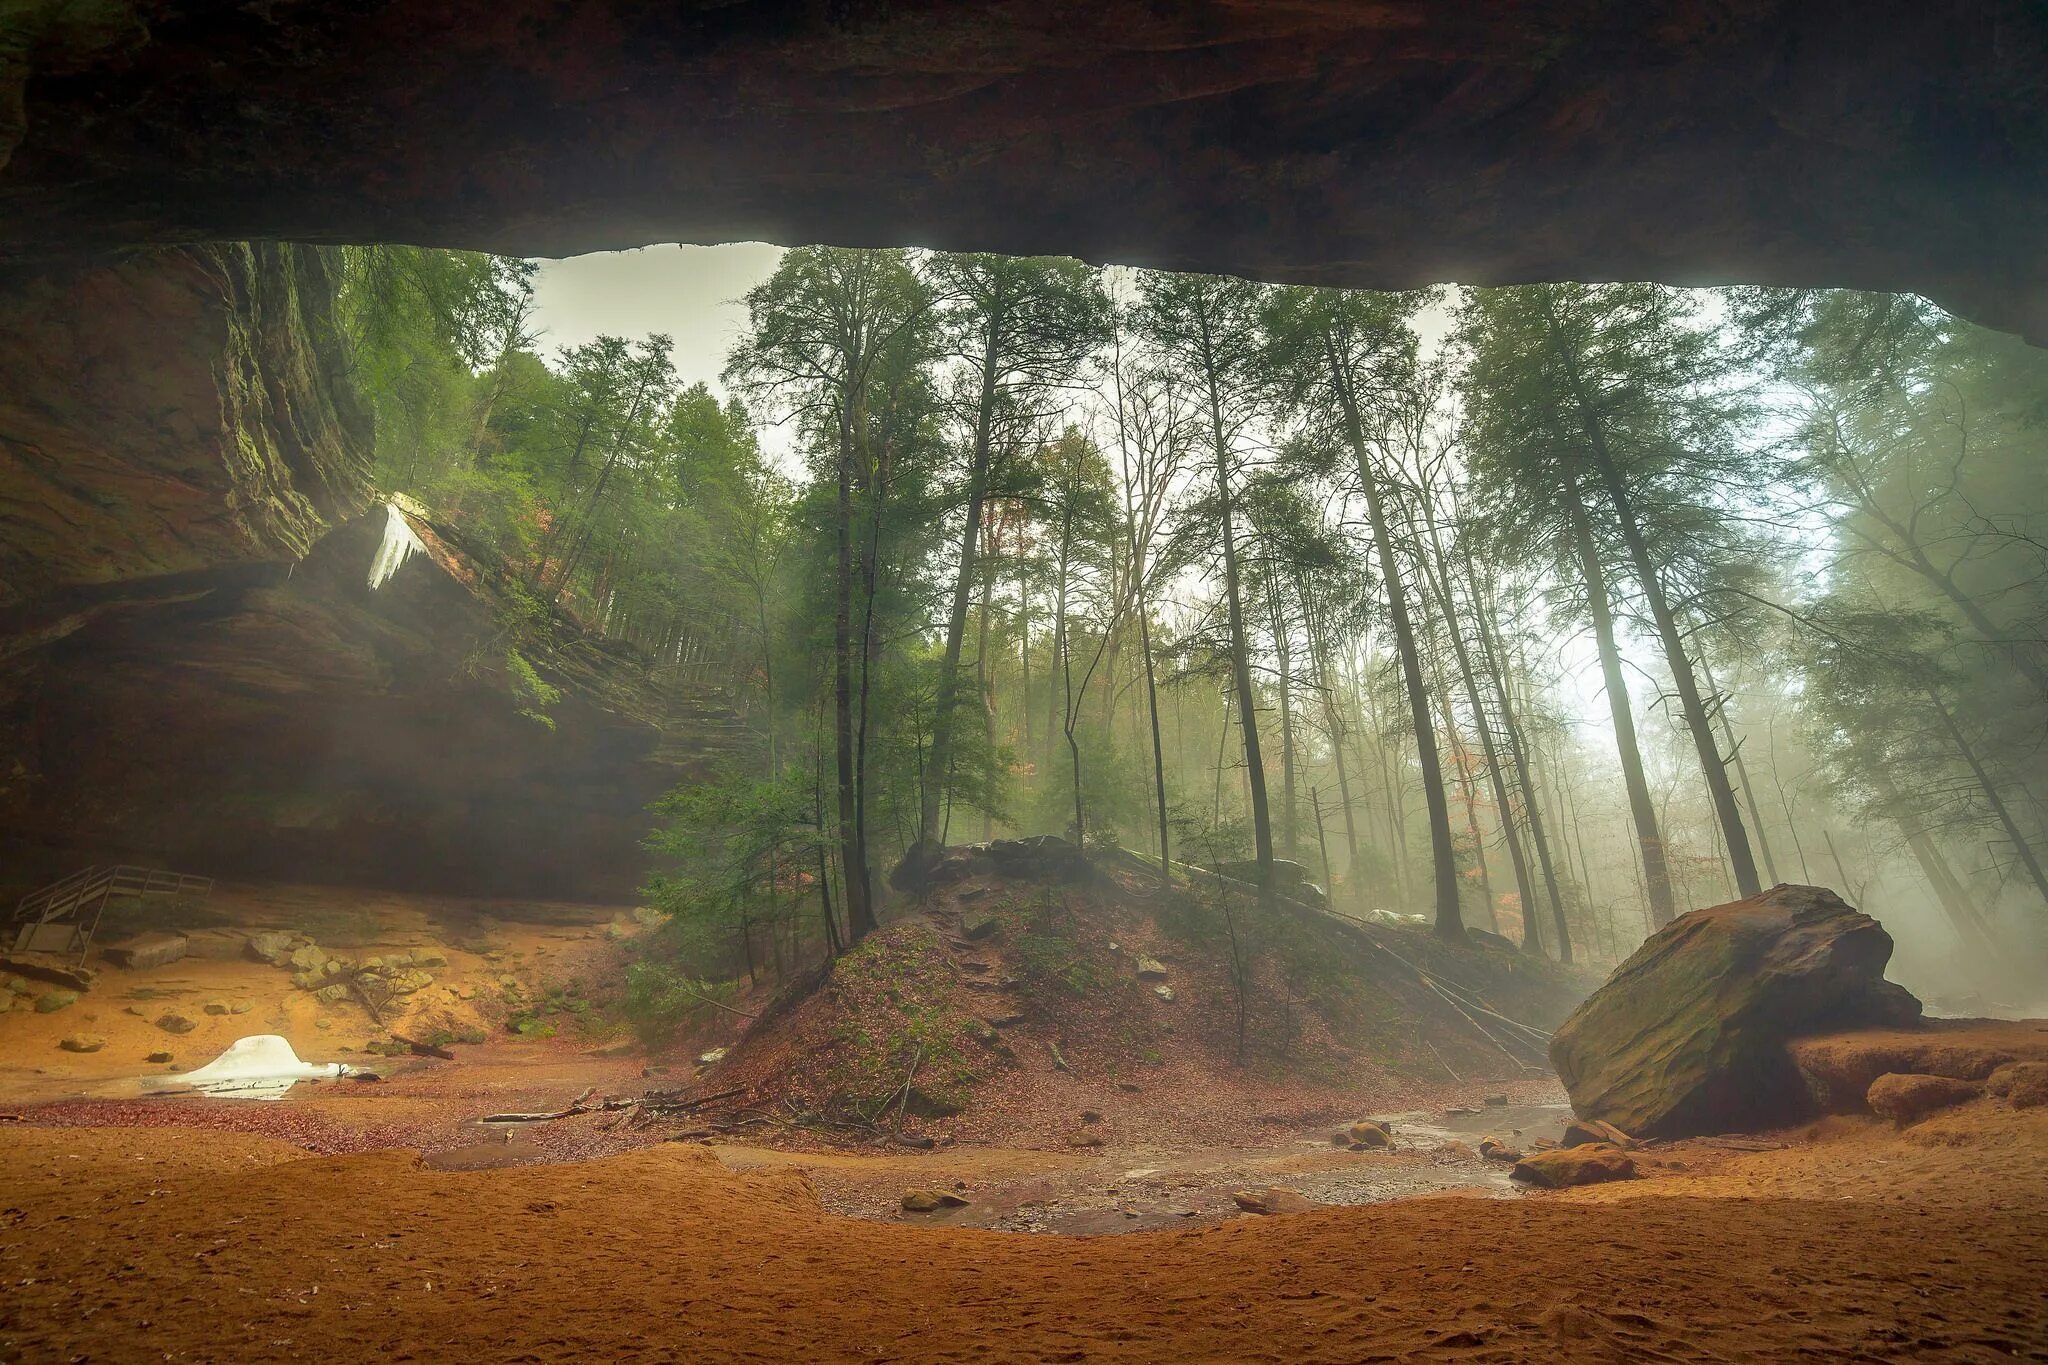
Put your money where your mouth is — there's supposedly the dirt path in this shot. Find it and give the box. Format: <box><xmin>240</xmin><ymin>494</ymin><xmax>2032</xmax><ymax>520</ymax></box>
<box><xmin>3</xmin><ymin>1101</ymin><xmax>2043</xmax><ymax>1362</ymax></box>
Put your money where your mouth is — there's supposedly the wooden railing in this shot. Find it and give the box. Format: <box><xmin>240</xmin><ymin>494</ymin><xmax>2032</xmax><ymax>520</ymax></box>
<box><xmin>10</xmin><ymin>864</ymin><xmax>214</xmax><ymax>961</ymax></box>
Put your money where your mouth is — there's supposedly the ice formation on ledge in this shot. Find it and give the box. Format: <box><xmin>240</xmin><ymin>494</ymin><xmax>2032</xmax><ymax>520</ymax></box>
<box><xmin>367</xmin><ymin>500</ymin><xmax>426</xmax><ymax>590</ymax></box>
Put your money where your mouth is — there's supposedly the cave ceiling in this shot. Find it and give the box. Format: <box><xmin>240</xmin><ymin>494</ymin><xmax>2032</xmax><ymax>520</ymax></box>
<box><xmin>2</xmin><ymin>0</ymin><xmax>2044</xmax><ymax>339</ymax></box>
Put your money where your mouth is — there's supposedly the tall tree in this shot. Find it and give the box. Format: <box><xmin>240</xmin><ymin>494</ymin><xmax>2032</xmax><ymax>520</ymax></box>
<box><xmin>1136</xmin><ymin>273</ymin><xmax>1280</xmax><ymax>901</ymax></box>
<box><xmin>1259</xmin><ymin>286</ymin><xmax>1465</xmax><ymax>939</ymax></box>
<box><xmin>726</xmin><ymin>247</ymin><xmax>935</xmax><ymax>942</ymax></box>
<box><xmin>918</xmin><ymin>255</ymin><xmax>1110</xmax><ymax>847</ymax></box>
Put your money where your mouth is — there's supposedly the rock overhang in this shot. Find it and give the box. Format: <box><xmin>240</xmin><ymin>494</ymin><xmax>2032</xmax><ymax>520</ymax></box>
<box><xmin>0</xmin><ymin>1</ymin><xmax>2043</xmax><ymax>340</ymax></box>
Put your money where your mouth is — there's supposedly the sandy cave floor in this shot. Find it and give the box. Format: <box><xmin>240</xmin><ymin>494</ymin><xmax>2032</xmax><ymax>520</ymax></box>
<box><xmin>2</xmin><ymin>1102</ymin><xmax>2046</xmax><ymax>1362</ymax></box>
<box><xmin>3</xmin><ymin>883</ymin><xmax>2046</xmax><ymax>1359</ymax></box>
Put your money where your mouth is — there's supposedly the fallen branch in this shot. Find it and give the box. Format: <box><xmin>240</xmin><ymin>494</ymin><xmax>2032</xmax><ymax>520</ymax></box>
<box><xmin>888</xmin><ymin>1044</ymin><xmax>927</xmax><ymax>1132</ymax></box>
<box><xmin>390</xmin><ymin>1033</ymin><xmax>454</xmax><ymax>1061</ymax></box>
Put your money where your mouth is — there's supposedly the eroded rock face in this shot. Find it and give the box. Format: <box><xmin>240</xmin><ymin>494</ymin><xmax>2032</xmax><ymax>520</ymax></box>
<box><xmin>0</xmin><ymin>242</ymin><xmax>371</xmax><ymax>613</ymax></box>
<box><xmin>0</xmin><ymin>499</ymin><xmax>749</xmax><ymax>900</ymax></box>
<box><xmin>2</xmin><ymin>4</ymin><xmax>2045</xmax><ymax>340</ymax></box>
<box><xmin>1551</xmin><ymin>885</ymin><xmax>1922</xmax><ymax>1140</ymax></box>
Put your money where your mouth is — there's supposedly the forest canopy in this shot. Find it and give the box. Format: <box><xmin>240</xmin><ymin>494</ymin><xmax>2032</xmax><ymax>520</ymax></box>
<box><xmin>333</xmin><ymin>244</ymin><xmax>2048</xmax><ymax>1003</ymax></box>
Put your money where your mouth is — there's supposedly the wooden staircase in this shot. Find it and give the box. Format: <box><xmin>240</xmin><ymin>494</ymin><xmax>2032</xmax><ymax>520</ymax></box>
<box><xmin>10</xmin><ymin>865</ymin><xmax>214</xmax><ymax>961</ymax></box>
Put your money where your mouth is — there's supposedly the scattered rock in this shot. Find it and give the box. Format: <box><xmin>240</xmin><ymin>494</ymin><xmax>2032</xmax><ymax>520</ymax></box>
<box><xmin>288</xmin><ymin>944</ymin><xmax>330</xmax><ymax>973</ymax></box>
<box><xmin>230</xmin><ymin>1001</ymin><xmax>252</xmax><ymax>1014</ymax></box>
<box><xmin>1152</xmin><ymin>985</ymin><xmax>1175</xmax><ymax>1002</ymax></box>
<box><xmin>958</xmin><ymin>909</ymin><xmax>998</xmax><ymax>941</ymax></box>
<box><xmin>1477</xmin><ymin>1136</ymin><xmax>1520</xmax><ymax>1162</ymax></box>
<box><xmin>203</xmin><ymin>1001</ymin><xmax>231</xmax><ymax>1015</ymax></box>
<box><xmin>1443</xmin><ymin>1105</ymin><xmax>1478</xmax><ymax>1117</ymax></box>
<box><xmin>1511</xmin><ymin>1143</ymin><xmax>1639</xmax><ymax>1188</ymax></box>
<box><xmin>1987</xmin><ymin>1060</ymin><xmax>2048</xmax><ymax>1110</ymax></box>
<box><xmin>986</xmin><ymin>1012</ymin><xmax>1025</xmax><ymax>1029</ymax></box>
<box><xmin>314</xmin><ymin>1017</ymin><xmax>331</xmax><ymax>1029</ymax></box>
<box><xmin>1866</xmin><ymin>1072</ymin><xmax>1980</xmax><ymax>1125</ymax></box>
<box><xmin>411</xmin><ymin>950</ymin><xmax>449</xmax><ymax>968</ymax></box>
<box><xmin>1134</xmin><ymin>956</ymin><xmax>1168</xmax><ymax>981</ymax></box>
<box><xmin>155</xmin><ymin>1012</ymin><xmax>196</xmax><ymax>1034</ymax></box>
<box><xmin>59</xmin><ymin>1034</ymin><xmax>106</xmax><ymax>1052</ymax></box>
<box><xmin>1067</xmin><ymin>1131</ymin><xmax>1105</xmax><ymax>1148</ymax></box>
<box><xmin>1484</xmin><ymin>1094</ymin><xmax>1508</xmax><ymax>1107</ymax></box>
<box><xmin>146</xmin><ymin>1050</ymin><xmax>174</xmax><ymax>1063</ymax></box>
<box><xmin>1081</xmin><ymin>1109</ymin><xmax>1103</xmax><ymax>1124</ymax></box>
<box><xmin>1231</xmin><ymin>1187</ymin><xmax>1314</xmax><ymax>1215</ymax></box>
<box><xmin>0</xmin><ymin>958</ymin><xmax>96</xmax><ymax>992</ymax></box>
<box><xmin>101</xmin><ymin>932</ymin><xmax>190</xmax><ymax>971</ymax></box>
<box><xmin>385</xmin><ymin>968</ymin><xmax>434</xmax><ymax>995</ymax></box>
<box><xmin>1440</xmin><ymin>1140</ymin><xmax>1478</xmax><ymax>1160</ymax></box>
<box><xmin>900</xmin><ymin>1189</ymin><xmax>944</xmax><ymax>1212</ymax></box>
<box><xmin>1346</xmin><ymin>1120</ymin><xmax>1393</xmax><ymax>1149</ymax></box>
<box><xmin>1551</xmin><ymin>884</ymin><xmax>1920</xmax><ymax>1139</ymax></box>
<box><xmin>696</xmin><ymin>1047</ymin><xmax>729</xmax><ymax>1066</ymax></box>
<box><xmin>35</xmin><ymin>990</ymin><xmax>80</xmax><ymax>1013</ymax></box>
<box><xmin>1117</xmin><ymin>1082</ymin><xmax>1140</xmax><ymax>1093</ymax></box>
<box><xmin>1561</xmin><ymin>1118</ymin><xmax>1638</xmax><ymax>1150</ymax></box>
<box><xmin>313</xmin><ymin>983</ymin><xmax>353</xmax><ymax>1005</ymax></box>
<box><xmin>246</xmin><ymin>931</ymin><xmax>303</xmax><ymax>966</ymax></box>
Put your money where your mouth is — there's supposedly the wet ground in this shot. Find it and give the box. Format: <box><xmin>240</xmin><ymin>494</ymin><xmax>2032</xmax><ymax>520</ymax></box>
<box><xmin>705</xmin><ymin>1099</ymin><xmax>1575</xmax><ymax>1235</ymax></box>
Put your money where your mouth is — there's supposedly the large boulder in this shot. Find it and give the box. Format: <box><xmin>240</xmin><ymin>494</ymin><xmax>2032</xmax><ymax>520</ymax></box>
<box><xmin>1551</xmin><ymin>885</ymin><xmax>1921</xmax><ymax>1140</ymax></box>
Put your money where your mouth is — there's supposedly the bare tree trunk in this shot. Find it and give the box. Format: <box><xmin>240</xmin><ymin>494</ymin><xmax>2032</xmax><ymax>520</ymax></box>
<box><xmin>1327</xmin><ymin>343</ymin><xmax>1461</xmax><ymax>939</ymax></box>
<box><xmin>1541</xmin><ymin>295</ymin><xmax>1759</xmax><ymax>896</ymax></box>
<box><xmin>919</xmin><ymin>339</ymin><xmax>1000</xmax><ymax>845</ymax></box>
<box><xmin>1563</xmin><ymin>468</ymin><xmax>1676</xmax><ymax>928</ymax></box>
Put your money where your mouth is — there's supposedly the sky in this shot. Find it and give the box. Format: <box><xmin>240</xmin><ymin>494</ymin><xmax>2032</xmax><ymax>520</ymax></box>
<box><xmin>529</xmin><ymin>243</ymin><xmax>787</xmax><ymax>394</ymax></box>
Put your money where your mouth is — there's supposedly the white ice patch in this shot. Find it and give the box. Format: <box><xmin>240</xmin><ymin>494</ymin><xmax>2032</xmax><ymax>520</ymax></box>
<box><xmin>367</xmin><ymin>500</ymin><xmax>426</xmax><ymax>591</ymax></box>
<box><xmin>142</xmin><ymin>1034</ymin><xmax>355</xmax><ymax>1101</ymax></box>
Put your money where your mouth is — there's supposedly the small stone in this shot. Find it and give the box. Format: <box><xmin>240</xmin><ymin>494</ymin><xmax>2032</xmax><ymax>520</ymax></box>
<box><xmin>1117</xmin><ymin>1082</ymin><xmax>1140</xmax><ymax>1093</ymax></box>
<box><xmin>1231</xmin><ymin>1186</ymin><xmax>1314</xmax><ymax>1215</ymax></box>
<box><xmin>1081</xmin><ymin>1109</ymin><xmax>1103</xmax><ymax>1124</ymax></box>
<box><xmin>412</xmin><ymin>950</ymin><xmax>449</xmax><ymax>969</ymax></box>
<box><xmin>288</xmin><ymin>944</ymin><xmax>329</xmax><ymax>973</ymax></box>
<box><xmin>1067</xmin><ymin>1131</ymin><xmax>1105</xmax><ymax>1148</ymax></box>
<box><xmin>900</xmin><ymin>1189</ymin><xmax>944</xmax><ymax>1212</ymax></box>
<box><xmin>203</xmin><ymin>1001</ymin><xmax>231</xmax><ymax>1015</ymax></box>
<box><xmin>1511</xmin><ymin>1143</ymin><xmax>1638</xmax><ymax>1188</ymax></box>
<box><xmin>697</xmin><ymin>1046</ymin><xmax>729</xmax><ymax>1066</ymax></box>
<box><xmin>1477</xmin><ymin>1136</ymin><xmax>1521</xmax><ymax>1162</ymax></box>
<box><xmin>1135</xmin><ymin>956</ymin><xmax>1168</xmax><ymax>980</ymax></box>
<box><xmin>59</xmin><ymin>1034</ymin><xmax>106</xmax><ymax>1053</ymax></box>
<box><xmin>35</xmin><ymin>990</ymin><xmax>80</xmax><ymax>1013</ymax></box>
<box><xmin>155</xmin><ymin>1012</ymin><xmax>196</xmax><ymax>1034</ymax></box>
<box><xmin>959</xmin><ymin>910</ymin><xmax>998</xmax><ymax>941</ymax></box>
<box><xmin>1484</xmin><ymin>1094</ymin><xmax>1509</xmax><ymax>1107</ymax></box>
<box><xmin>1346</xmin><ymin>1120</ymin><xmax>1393</xmax><ymax>1150</ymax></box>
<box><xmin>246</xmin><ymin>931</ymin><xmax>302</xmax><ymax>966</ymax></box>
<box><xmin>1866</xmin><ymin>1072</ymin><xmax>1980</xmax><ymax>1125</ymax></box>
<box><xmin>230</xmin><ymin>1002</ymin><xmax>253</xmax><ymax>1015</ymax></box>
<box><xmin>1152</xmin><ymin>985</ymin><xmax>1175</xmax><ymax>1002</ymax></box>
<box><xmin>1987</xmin><ymin>1061</ymin><xmax>2048</xmax><ymax>1110</ymax></box>
<box><xmin>314</xmin><ymin>1018</ymin><xmax>332</xmax><ymax>1029</ymax></box>
<box><xmin>314</xmin><ymin>983</ymin><xmax>352</xmax><ymax>1004</ymax></box>
<box><xmin>1561</xmin><ymin>1118</ymin><xmax>1638</xmax><ymax>1149</ymax></box>
<box><xmin>1440</xmin><ymin>1140</ymin><xmax>1477</xmax><ymax>1160</ymax></box>
<box><xmin>146</xmin><ymin>1050</ymin><xmax>174</xmax><ymax>1064</ymax></box>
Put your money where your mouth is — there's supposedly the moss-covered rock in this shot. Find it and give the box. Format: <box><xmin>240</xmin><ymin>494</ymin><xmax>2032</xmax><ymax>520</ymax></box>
<box><xmin>1551</xmin><ymin>885</ymin><xmax>1921</xmax><ymax>1140</ymax></box>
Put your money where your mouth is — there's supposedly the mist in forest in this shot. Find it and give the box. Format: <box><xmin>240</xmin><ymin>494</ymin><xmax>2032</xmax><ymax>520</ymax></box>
<box><xmin>334</xmin><ymin>245</ymin><xmax>2048</xmax><ymax>1013</ymax></box>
